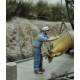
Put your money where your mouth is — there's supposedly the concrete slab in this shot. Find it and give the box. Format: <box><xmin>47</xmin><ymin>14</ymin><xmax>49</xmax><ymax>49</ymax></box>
<box><xmin>17</xmin><ymin>54</ymin><xmax>74</xmax><ymax>80</ymax></box>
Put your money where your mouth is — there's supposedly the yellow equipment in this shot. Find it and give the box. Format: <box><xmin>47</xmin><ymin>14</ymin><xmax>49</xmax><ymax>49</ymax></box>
<box><xmin>46</xmin><ymin>31</ymin><xmax>74</xmax><ymax>62</ymax></box>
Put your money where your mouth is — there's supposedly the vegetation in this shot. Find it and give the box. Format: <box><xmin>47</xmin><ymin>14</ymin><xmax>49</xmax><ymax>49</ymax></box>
<box><xmin>6</xmin><ymin>0</ymin><xmax>68</xmax><ymax>21</ymax></box>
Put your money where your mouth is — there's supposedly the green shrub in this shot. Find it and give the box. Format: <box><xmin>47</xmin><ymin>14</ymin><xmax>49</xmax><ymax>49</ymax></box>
<box><xmin>17</xmin><ymin>2</ymin><xmax>33</xmax><ymax>18</ymax></box>
<box><xmin>6</xmin><ymin>0</ymin><xmax>68</xmax><ymax>21</ymax></box>
<box><xmin>34</xmin><ymin>0</ymin><xmax>51</xmax><ymax>20</ymax></box>
<box><xmin>6</xmin><ymin>1</ymin><xmax>18</xmax><ymax>21</ymax></box>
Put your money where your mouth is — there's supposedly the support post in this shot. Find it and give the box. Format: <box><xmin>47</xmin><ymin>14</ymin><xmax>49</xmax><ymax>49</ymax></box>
<box><xmin>6</xmin><ymin>62</ymin><xmax>17</xmax><ymax>80</ymax></box>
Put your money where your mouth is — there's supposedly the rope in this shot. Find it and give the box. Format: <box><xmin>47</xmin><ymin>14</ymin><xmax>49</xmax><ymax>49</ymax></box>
<box><xmin>59</xmin><ymin>0</ymin><xmax>68</xmax><ymax>34</ymax></box>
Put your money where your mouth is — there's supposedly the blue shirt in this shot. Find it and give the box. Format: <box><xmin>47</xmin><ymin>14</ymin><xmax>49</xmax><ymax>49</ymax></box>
<box><xmin>32</xmin><ymin>32</ymin><xmax>48</xmax><ymax>48</ymax></box>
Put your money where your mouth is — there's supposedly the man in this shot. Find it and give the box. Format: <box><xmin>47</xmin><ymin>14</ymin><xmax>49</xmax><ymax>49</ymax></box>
<box><xmin>32</xmin><ymin>26</ymin><xmax>49</xmax><ymax>74</ymax></box>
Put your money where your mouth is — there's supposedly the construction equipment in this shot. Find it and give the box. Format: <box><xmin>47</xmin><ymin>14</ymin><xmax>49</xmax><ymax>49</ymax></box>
<box><xmin>46</xmin><ymin>31</ymin><xmax>74</xmax><ymax>62</ymax></box>
<box><xmin>50</xmin><ymin>31</ymin><xmax>73</xmax><ymax>54</ymax></box>
<box><xmin>45</xmin><ymin>0</ymin><xmax>74</xmax><ymax>63</ymax></box>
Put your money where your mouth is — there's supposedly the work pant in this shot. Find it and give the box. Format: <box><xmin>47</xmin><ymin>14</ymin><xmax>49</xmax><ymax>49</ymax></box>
<box><xmin>32</xmin><ymin>47</ymin><xmax>43</xmax><ymax>71</ymax></box>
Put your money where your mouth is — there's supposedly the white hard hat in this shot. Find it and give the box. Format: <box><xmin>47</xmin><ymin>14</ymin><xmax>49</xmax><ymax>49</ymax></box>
<box><xmin>41</xmin><ymin>26</ymin><xmax>49</xmax><ymax>31</ymax></box>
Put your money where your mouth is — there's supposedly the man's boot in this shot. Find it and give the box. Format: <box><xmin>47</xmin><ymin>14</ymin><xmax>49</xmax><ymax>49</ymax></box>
<box><xmin>34</xmin><ymin>70</ymin><xmax>43</xmax><ymax>74</ymax></box>
<box><xmin>39</xmin><ymin>68</ymin><xmax>45</xmax><ymax>72</ymax></box>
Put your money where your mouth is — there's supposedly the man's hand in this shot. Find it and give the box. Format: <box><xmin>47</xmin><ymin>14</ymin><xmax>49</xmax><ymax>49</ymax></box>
<box><xmin>48</xmin><ymin>36</ymin><xmax>60</xmax><ymax>41</ymax></box>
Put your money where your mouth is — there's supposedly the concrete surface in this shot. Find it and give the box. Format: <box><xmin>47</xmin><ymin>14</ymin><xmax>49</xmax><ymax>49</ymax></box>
<box><xmin>17</xmin><ymin>54</ymin><xmax>74</xmax><ymax>80</ymax></box>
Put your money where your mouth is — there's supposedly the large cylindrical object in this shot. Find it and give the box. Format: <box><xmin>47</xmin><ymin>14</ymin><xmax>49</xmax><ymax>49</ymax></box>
<box><xmin>51</xmin><ymin>31</ymin><xmax>74</xmax><ymax>54</ymax></box>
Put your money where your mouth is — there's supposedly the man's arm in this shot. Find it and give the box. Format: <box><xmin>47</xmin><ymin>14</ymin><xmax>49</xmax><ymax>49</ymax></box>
<box><xmin>38</xmin><ymin>34</ymin><xmax>48</xmax><ymax>42</ymax></box>
<box><xmin>47</xmin><ymin>36</ymin><xmax>60</xmax><ymax>41</ymax></box>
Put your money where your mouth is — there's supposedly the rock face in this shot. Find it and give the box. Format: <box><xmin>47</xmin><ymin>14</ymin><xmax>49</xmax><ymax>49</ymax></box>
<box><xmin>6</xmin><ymin>17</ymin><xmax>72</xmax><ymax>62</ymax></box>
